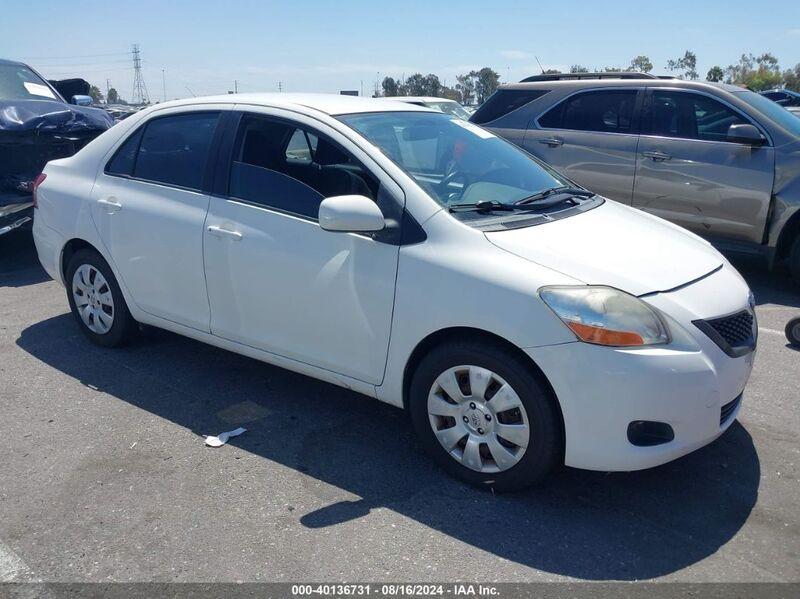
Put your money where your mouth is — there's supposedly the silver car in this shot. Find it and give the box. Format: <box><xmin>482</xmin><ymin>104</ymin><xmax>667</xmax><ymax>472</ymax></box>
<box><xmin>473</xmin><ymin>73</ymin><xmax>800</xmax><ymax>281</ymax></box>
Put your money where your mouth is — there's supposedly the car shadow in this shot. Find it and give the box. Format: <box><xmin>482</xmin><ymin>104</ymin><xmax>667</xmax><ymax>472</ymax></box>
<box><xmin>17</xmin><ymin>314</ymin><xmax>761</xmax><ymax>581</ymax></box>
<box><xmin>729</xmin><ymin>256</ymin><xmax>799</xmax><ymax>308</ymax></box>
<box><xmin>0</xmin><ymin>229</ymin><xmax>51</xmax><ymax>288</ymax></box>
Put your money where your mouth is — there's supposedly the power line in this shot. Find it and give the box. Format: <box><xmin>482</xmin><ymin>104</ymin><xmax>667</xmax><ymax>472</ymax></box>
<box><xmin>18</xmin><ymin>52</ymin><xmax>130</xmax><ymax>60</ymax></box>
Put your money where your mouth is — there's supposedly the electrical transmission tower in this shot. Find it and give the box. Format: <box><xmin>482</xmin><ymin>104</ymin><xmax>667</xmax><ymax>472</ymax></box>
<box><xmin>131</xmin><ymin>44</ymin><xmax>150</xmax><ymax>105</ymax></box>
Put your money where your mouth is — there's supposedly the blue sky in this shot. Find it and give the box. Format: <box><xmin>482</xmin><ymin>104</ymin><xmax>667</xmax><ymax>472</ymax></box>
<box><xmin>3</xmin><ymin>0</ymin><xmax>799</xmax><ymax>101</ymax></box>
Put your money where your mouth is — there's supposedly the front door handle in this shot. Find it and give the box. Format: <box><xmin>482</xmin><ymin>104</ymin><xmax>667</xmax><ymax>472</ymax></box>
<box><xmin>97</xmin><ymin>197</ymin><xmax>122</xmax><ymax>213</ymax></box>
<box><xmin>539</xmin><ymin>137</ymin><xmax>564</xmax><ymax>147</ymax></box>
<box><xmin>642</xmin><ymin>150</ymin><xmax>672</xmax><ymax>162</ymax></box>
<box><xmin>207</xmin><ymin>225</ymin><xmax>243</xmax><ymax>241</ymax></box>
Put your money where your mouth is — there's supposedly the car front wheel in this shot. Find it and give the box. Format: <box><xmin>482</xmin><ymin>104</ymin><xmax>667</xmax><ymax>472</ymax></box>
<box><xmin>66</xmin><ymin>249</ymin><xmax>137</xmax><ymax>347</ymax></box>
<box><xmin>409</xmin><ymin>339</ymin><xmax>562</xmax><ymax>491</ymax></box>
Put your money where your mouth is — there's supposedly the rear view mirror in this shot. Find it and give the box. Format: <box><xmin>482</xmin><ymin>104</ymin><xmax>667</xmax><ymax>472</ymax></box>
<box><xmin>727</xmin><ymin>123</ymin><xmax>766</xmax><ymax>146</ymax></box>
<box><xmin>318</xmin><ymin>195</ymin><xmax>385</xmax><ymax>233</ymax></box>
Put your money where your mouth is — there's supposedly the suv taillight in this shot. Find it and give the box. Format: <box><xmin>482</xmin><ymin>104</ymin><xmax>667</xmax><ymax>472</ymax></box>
<box><xmin>31</xmin><ymin>173</ymin><xmax>47</xmax><ymax>209</ymax></box>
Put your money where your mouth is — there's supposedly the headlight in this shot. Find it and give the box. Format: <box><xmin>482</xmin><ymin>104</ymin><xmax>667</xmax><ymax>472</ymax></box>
<box><xmin>539</xmin><ymin>286</ymin><xmax>670</xmax><ymax>347</ymax></box>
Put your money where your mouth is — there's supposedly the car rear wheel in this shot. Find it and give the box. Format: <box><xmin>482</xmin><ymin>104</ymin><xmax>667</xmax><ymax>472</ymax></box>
<box><xmin>66</xmin><ymin>249</ymin><xmax>137</xmax><ymax>347</ymax></box>
<box><xmin>408</xmin><ymin>339</ymin><xmax>562</xmax><ymax>491</ymax></box>
<box><xmin>786</xmin><ymin>317</ymin><xmax>800</xmax><ymax>347</ymax></box>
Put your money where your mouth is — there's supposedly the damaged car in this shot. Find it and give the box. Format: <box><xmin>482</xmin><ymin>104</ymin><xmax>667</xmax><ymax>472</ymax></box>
<box><xmin>0</xmin><ymin>59</ymin><xmax>112</xmax><ymax>237</ymax></box>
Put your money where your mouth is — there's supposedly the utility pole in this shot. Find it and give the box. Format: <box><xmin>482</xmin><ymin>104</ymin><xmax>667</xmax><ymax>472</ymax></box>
<box><xmin>360</xmin><ymin>80</ymin><xmax>363</xmax><ymax>97</ymax></box>
<box><xmin>162</xmin><ymin>68</ymin><xmax>166</xmax><ymax>102</ymax></box>
<box><xmin>106</xmin><ymin>78</ymin><xmax>111</xmax><ymax>103</ymax></box>
<box><xmin>131</xmin><ymin>44</ymin><xmax>150</xmax><ymax>105</ymax></box>
<box><xmin>278</xmin><ymin>81</ymin><xmax>282</xmax><ymax>92</ymax></box>
<box><xmin>234</xmin><ymin>80</ymin><xmax>238</xmax><ymax>94</ymax></box>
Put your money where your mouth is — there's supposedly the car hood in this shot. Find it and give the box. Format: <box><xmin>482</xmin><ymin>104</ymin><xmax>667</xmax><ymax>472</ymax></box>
<box><xmin>0</xmin><ymin>99</ymin><xmax>113</xmax><ymax>134</ymax></box>
<box><xmin>484</xmin><ymin>199</ymin><xmax>724</xmax><ymax>296</ymax></box>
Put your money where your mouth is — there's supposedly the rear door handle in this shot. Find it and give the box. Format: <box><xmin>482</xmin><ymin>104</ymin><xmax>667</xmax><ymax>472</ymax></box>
<box><xmin>539</xmin><ymin>137</ymin><xmax>564</xmax><ymax>147</ymax></box>
<box><xmin>642</xmin><ymin>151</ymin><xmax>672</xmax><ymax>162</ymax></box>
<box><xmin>207</xmin><ymin>225</ymin><xmax>243</xmax><ymax>241</ymax></box>
<box><xmin>97</xmin><ymin>197</ymin><xmax>122</xmax><ymax>213</ymax></box>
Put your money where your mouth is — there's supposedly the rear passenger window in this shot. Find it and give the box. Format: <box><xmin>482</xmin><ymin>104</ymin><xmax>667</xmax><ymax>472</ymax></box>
<box><xmin>132</xmin><ymin>112</ymin><xmax>220</xmax><ymax>190</ymax></box>
<box><xmin>646</xmin><ymin>91</ymin><xmax>750</xmax><ymax>142</ymax></box>
<box><xmin>539</xmin><ymin>90</ymin><xmax>637</xmax><ymax>133</ymax></box>
<box><xmin>105</xmin><ymin>128</ymin><xmax>143</xmax><ymax>176</ymax></box>
<box><xmin>228</xmin><ymin>115</ymin><xmax>378</xmax><ymax>219</ymax></box>
<box><xmin>470</xmin><ymin>89</ymin><xmax>549</xmax><ymax>124</ymax></box>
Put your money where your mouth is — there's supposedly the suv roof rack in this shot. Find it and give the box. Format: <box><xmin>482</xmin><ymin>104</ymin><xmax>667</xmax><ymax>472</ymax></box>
<box><xmin>520</xmin><ymin>72</ymin><xmax>660</xmax><ymax>83</ymax></box>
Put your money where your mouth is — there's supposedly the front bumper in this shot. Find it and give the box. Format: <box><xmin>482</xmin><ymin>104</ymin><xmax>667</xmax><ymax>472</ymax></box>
<box><xmin>527</xmin><ymin>265</ymin><xmax>755</xmax><ymax>471</ymax></box>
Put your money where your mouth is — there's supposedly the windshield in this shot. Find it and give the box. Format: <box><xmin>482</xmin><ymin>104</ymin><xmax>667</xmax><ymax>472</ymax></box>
<box><xmin>426</xmin><ymin>100</ymin><xmax>472</xmax><ymax>120</ymax></box>
<box><xmin>338</xmin><ymin>111</ymin><xmax>570</xmax><ymax>209</ymax></box>
<box><xmin>0</xmin><ymin>64</ymin><xmax>60</xmax><ymax>102</ymax></box>
<box><xmin>735</xmin><ymin>89</ymin><xmax>800</xmax><ymax>138</ymax></box>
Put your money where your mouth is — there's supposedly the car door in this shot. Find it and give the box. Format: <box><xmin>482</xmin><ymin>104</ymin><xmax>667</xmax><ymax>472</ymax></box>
<box><xmin>202</xmin><ymin>109</ymin><xmax>402</xmax><ymax>385</ymax></box>
<box><xmin>632</xmin><ymin>89</ymin><xmax>774</xmax><ymax>245</ymax></box>
<box><xmin>523</xmin><ymin>88</ymin><xmax>642</xmax><ymax>203</ymax></box>
<box><xmin>91</xmin><ymin>107</ymin><xmax>226</xmax><ymax>331</ymax></box>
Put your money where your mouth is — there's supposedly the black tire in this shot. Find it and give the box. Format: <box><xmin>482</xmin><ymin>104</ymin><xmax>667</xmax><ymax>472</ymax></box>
<box><xmin>790</xmin><ymin>235</ymin><xmax>800</xmax><ymax>283</ymax></box>
<box><xmin>786</xmin><ymin>317</ymin><xmax>800</xmax><ymax>347</ymax></box>
<box><xmin>408</xmin><ymin>339</ymin><xmax>563</xmax><ymax>492</ymax></box>
<box><xmin>65</xmin><ymin>248</ymin><xmax>138</xmax><ymax>347</ymax></box>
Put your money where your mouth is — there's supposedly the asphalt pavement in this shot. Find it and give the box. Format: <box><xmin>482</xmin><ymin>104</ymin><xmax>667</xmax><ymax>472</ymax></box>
<box><xmin>0</xmin><ymin>229</ymin><xmax>798</xmax><ymax>583</ymax></box>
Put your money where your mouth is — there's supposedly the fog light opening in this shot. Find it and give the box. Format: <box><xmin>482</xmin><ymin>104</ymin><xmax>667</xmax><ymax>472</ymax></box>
<box><xmin>627</xmin><ymin>421</ymin><xmax>675</xmax><ymax>447</ymax></box>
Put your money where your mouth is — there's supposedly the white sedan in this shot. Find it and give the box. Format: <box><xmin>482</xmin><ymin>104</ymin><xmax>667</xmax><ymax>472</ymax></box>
<box><xmin>32</xmin><ymin>94</ymin><xmax>756</xmax><ymax>490</ymax></box>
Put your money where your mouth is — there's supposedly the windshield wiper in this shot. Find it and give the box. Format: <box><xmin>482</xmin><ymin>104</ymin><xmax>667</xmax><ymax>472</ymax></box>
<box><xmin>514</xmin><ymin>186</ymin><xmax>595</xmax><ymax>206</ymax></box>
<box><xmin>448</xmin><ymin>200</ymin><xmax>563</xmax><ymax>213</ymax></box>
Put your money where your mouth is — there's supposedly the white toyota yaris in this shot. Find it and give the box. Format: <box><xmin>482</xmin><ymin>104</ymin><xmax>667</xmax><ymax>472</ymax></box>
<box><xmin>32</xmin><ymin>94</ymin><xmax>757</xmax><ymax>490</ymax></box>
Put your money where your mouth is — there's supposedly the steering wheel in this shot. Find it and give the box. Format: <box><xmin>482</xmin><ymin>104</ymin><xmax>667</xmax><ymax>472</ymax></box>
<box><xmin>438</xmin><ymin>169</ymin><xmax>470</xmax><ymax>203</ymax></box>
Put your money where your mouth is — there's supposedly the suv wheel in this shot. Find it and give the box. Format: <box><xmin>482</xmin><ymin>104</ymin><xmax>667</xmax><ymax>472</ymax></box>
<box><xmin>408</xmin><ymin>339</ymin><xmax>562</xmax><ymax>491</ymax></box>
<box><xmin>66</xmin><ymin>249</ymin><xmax>137</xmax><ymax>347</ymax></box>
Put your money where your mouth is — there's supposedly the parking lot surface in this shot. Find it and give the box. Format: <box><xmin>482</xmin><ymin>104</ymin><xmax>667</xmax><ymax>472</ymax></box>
<box><xmin>0</xmin><ymin>229</ymin><xmax>798</xmax><ymax>583</ymax></box>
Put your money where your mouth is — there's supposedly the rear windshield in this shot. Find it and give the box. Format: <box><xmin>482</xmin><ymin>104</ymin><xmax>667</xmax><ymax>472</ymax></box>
<box><xmin>0</xmin><ymin>64</ymin><xmax>60</xmax><ymax>102</ymax></box>
<box><xmin>470</xmin><ymin>89</ymin><xmax>549</xmax><ymax>124</ymax></box>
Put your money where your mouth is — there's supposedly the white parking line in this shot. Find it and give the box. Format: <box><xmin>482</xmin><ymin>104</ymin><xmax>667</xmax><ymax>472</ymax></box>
<box><xmin>0</xmin><ymin>540</ymin><xmax>30</xmax><ymax>582</ymax></box>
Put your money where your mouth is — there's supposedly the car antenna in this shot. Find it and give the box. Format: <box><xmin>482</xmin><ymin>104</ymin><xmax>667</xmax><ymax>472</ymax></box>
<box><xmin>184</xmin><ymin>85</ymin><xmax>197</xmax><ymax>98</ymax></box>
<box><xmin>535</xmin><ymin>56</ymin><xmax>545</xmax><ymax>75</ymax></box>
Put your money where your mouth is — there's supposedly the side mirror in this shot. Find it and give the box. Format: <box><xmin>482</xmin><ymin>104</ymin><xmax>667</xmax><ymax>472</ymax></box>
<box><xmin>318</xmin><ymin>195</ymin><xmax>385</xmax><ymax>233</ymax></box>
<box><xmin>727</xmin><ymin>123</ymin><xmax>766</xmax><ymax>146</ymax></box>
<box><xmin>71</xmin><ymin>94</ymin><xmax>93</xmax><ymax>106</ymax></box>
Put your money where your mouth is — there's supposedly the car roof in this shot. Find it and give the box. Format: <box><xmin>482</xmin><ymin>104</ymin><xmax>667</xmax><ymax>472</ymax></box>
<box><xmin>150</xmin><ymin>93</ymin><xmax>435</xmax><ymax>116</ymax></box>
<box><xmin>500</xmin><ymin>79</ymin><xmax>745</xmax><ymax>93</ymax></box>
<box><xmin>385</xmin><ymin>96</ymin><xmax>457</xmax><ymax>103</ymax></box>
<box><xmin>0</xmin><ymin>58</ymin><xmax>28</xmax><ymax>67</ymax></box>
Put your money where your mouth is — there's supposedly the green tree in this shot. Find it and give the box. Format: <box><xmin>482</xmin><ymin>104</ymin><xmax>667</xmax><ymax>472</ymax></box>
<box><xmin>667</xmin><ymin>50</ymin><xmax>698</xmax><ymax>80</ymax></box>
<box><xmin>725</xmin><ymin>53</ymin><xmax>783</xmax><ymax>90</ymax></box>
<box><xmin>422</xmin><ymin>73</ymin><xmax>442</xmax><ymax>96</ymax></box>
<box><xmin>455</xmin><ymin>73</ymin><xmax>476</xmax><ymax>105</ymax></box>
<box><xmin>706</xmin><ymin>66</ymin><xmax>725</xmax><ymax>82</ymax></box>
<box><xmin>570</xmin><ymin>65</ymin><xmax>589</xmax><ymax>73</ymax></box>
<box><xmin>107</xmin><ymin>88</ymin><xmax>120</xmax><ymax>104</ymax></box>
<box><xmin>473</xmin><ymin>67</ymin><xmax>500</xmax><ymax>104</ymax></box>
<box><xmin>88</xmin><ymin>85</ymin><xmax>103</xmax><ymax>103</ymax></box>
<box><xmin>402</xmin><ymin>73</ymin><xmax>427</xmax><ymax>96</ymax></box>
<box><xmin>381</xmin><ymin>76</ymin><xmax>399</xmax><ymax>97</ymax></box>
<box><xmin>629</xmin><ymin>55</ymin><xmax>653</xmax><ymax>73</ymax></box>
<box><xmin>783</xmin><ymin>64</ymin><xmax>800</xmax><ymax>91</ymax></box>
<box><xmin>543</xmin><ymin>68</ymin><xmax>561</xmax><ymax>75</ymax></box>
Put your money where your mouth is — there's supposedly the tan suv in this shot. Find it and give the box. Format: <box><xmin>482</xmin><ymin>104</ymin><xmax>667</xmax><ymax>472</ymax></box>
<box><xmin>472</xmin><ymin>72</ymin><xmax>800</xmax><ymax>280</ymax></box>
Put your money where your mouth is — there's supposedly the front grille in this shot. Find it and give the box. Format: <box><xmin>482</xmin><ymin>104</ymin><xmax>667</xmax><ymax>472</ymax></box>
<box><xmin>693</xmin><ymin>308</ymin><xmax>756</xmax><ymax>358</ymax></box>
<box><xmin>720</xmin><ymin>394</ymin><xmax>742</xmax><ymax>425</ymax></box>
<box><xmin>708</xmin><ymin>310</ymin><xmax>754</xmax><ymax>346</ymax></box>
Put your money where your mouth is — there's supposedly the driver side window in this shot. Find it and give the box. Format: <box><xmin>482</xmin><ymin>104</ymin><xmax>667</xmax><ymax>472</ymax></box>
<box><xmin>228</xmin><ymin>115</ymin><xmax>378</xmax><ymax>219</ymax></box>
